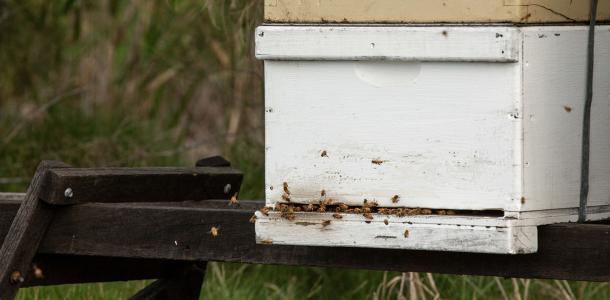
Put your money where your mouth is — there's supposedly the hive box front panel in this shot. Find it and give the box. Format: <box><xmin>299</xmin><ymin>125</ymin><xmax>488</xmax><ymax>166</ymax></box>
<box><xmin>256</xmin><ymin>25</ymin><xmax>610</xmax><ymax>253</ymax></box>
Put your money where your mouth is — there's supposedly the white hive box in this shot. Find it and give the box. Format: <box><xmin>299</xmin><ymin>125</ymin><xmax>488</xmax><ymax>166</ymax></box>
<box><xmin>254</xmin><ymin>25</ymin><xmax>610</xmax><ymax>254</ymax></box>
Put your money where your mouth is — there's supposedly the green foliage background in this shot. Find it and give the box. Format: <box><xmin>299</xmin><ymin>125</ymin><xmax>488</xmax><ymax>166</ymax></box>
<box><xmin>0</xmin><ymin>1</ymin><xmax>608</xmax><ymax>299</ymax></box>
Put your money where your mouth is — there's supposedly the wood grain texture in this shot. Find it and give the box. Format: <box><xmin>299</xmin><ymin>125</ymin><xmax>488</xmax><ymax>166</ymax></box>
<box><xmin>256</xmin><ymin>26</ymin><xmax>520</xmax><ymax>62</ymax></box>
<box><xmin>0</xmin><ymin>161</ymin><xmax>69</xmax><ymax>300</ymax></box>
<box><xmin>264</xmin><ymin>0</ymin><xmax>610</xmax><ymax>23</ymax></box>
<box><xmin>0</xmin><ymin>199</ymin><xmax>608</xmax><ymax>281</ymax></box>
<box><xmin>40</xmin><ymin>167</ymin><xmax>242</xmax><ymax>205</ymax></box>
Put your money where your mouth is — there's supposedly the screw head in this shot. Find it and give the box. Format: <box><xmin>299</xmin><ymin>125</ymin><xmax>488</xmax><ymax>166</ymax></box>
<box><xmin>224</xmin><ymin>184</ymin><xmax>231</xmax><ymax>194</ymax></box>
<box><xmin>64</xmin><ymin>188</ymin><xmax>73</xmax><ymax>198</ymax></box>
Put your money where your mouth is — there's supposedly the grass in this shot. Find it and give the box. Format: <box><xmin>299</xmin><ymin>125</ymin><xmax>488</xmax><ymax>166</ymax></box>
<box><xmin>1</xmin><ymin>0</ymin><xmax>610</xmax><ymax>299</ymax></box>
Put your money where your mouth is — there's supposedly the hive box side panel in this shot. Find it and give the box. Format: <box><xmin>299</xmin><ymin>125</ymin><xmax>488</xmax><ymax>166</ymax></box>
<box><xmin>264</xmin><ymin>0</ymin><xmax>610</xmax><ymax>24</ymax></box>
<box><xmin>521</xmin><ymin>26</ymin><xmax>610</xmax><ymax>211</ymax></box>
<box><xmin>264</xmin><ymin>58</ymin><xmax>522</xmax><ymax>210</ymax></box>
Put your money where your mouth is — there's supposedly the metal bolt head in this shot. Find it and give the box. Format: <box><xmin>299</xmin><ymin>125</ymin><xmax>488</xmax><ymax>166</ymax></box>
<box><xmin>64</xmin><ymin>188</ymin><xmax>73</xmax><ymax>198</ymax></box>
<box><xmin>224</xmin><ymin>184</ymin><xmax>231</xmax><ymax>194</ymax></box>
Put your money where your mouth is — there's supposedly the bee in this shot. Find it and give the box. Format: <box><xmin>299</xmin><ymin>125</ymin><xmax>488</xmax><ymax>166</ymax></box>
<box><xmin>321</xmin><ymin>220</ymin><xmax>331</xmax><ymax>227</ymax></box>
<box><xmin>338</xmin><ymin>203</ymin><xmax>349</xmax><ymax>211</ymax></box>
<box><xmin>437</xmin><ymin>210</ymin><xmax>447</xmax><ymax>215</ymax></box>
<box><xmin>229</xmin><ymin>192</ymin><xmax>239</xmax><ymax>206</ymax></box>
<box><xmin>404</xmin><ymin>229</ymin><xmax>410</xmax><ymax>238</ymax></box>
<box><xmin>305</xmin><ymin>203</ymin><xmax>315</xmax><ymax>212</ymax></box>
<box><xmin>353</xmin><ymin>208</ymin><xmax>362</xmax><ymax>214</ymax></box>
<box><xmin>384</xmin><ymin>219</ymin><xmax>389</xmax><ymax>225</ymax></box>
<box><xmin>321</xmin><ymin>150</ymin><xmax>328</xmax><ymax>157</ymax></box>
<box><xmin>332</xmin><ymin>213</ymin><xmax>343</xmax><ymax>219</ymax></box>
<box><xmin>391</xmin><ymin>195</ymin><xmax>400</xmax><ymax>203</ymax></box>
<box><xmin>249</xmin><ymin>214</ymin><xmax>257</xmax><ymax>224</ymax></box>
<box><xmin>520</xmin><ymin>196</ymin><xmax>526</xmax><ymax>204</ymax></box>
<box><xmin>363</xmin><ymin>212</ymin><xmax>373</xmax><ymax>220</ymax></box>
<box><xmin>281</xmin><ymin>193</ymin><xmax>291</xmax><ymax>202</ymax></box>
<box><xmin>446</xmin><ymin>210</ymin><xmax>456</xmax><ymax>215</ymax></box>
<box><xmin>281</xmin><ymin>212</ymin><xmax>296</xmax><ymax>221</ymax></box>
<box><xmin>10</xmin><ymin>271</ymin><xmax>23</xmax><ymax>284</ymax></box>
<box><xmin>421</xmin><ymin>208</ymin><xmax>432</xmax><ymax>215</ymax></box>
<box><xmin>283</xmin><ymin>182</ymin><xmax>290</xmax><ymax>195</ymax></box>
<box><xmin>371</xmin><ymin>159</ymin><xmax>384</xmax><ymax>165</ymax></box>
<box><xmin>260</xmin><ymin>207</ymin><xmax>270</xmax><ymax>216</ymax></box>
<box><xmin>260</xmin><ymin>239</ymin><xmax>273</xmax><ymax>244</ymax></box>
<box><xmin>209</xmin><ymin>226</ymin><xmax>219</xmax><ymax>238</ymax></box>
<box><xmin>318</xmin><ymin>203</ymin><xmax>327</xmax><ymax>212</ymax></box>
<box><xmin>321</xmin><ymin>189</ymin><xmax>326</xmax><ymax>197</ymax></box>
<box><xmin>32</xmin><ymin>264</ymin><xmax>44</xmax><ymax>279</ymax></box>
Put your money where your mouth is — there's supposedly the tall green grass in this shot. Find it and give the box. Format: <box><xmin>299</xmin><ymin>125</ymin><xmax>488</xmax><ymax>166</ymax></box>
<box><xmin>1</xmin><ymin>1</ymin><xmax>609</xmax><ymax>299</ymax></box>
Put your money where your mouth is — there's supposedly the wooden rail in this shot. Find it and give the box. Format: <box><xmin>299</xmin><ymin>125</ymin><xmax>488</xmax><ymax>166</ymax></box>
<box><xmin>1</xmin><ymin>194</ymin><xmax>609</xmax><ymax>284</ymax></box>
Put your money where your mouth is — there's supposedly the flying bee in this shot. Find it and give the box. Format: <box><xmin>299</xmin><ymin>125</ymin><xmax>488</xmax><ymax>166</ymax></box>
<box><xmin>332</xmin><ymin>213</ymin><xmax>343</xmax><ymax>219</ymax></box>
<box><xmin>321</xmin><ymin>220</ymin><xmax>331</xmax><ymax>227</ymax></box>
<box><xmin>209</xmin><ymin>226</ymin><xmax>219</xmax><ymax>238</ymax></box>
<box><xmin>391</xmin><ymin>195</ymin><xmax>400</xmax><ymax>203</ymax></box>
<box><xmin>321</xmin><ymin>189</ymin><xmax>326</xmax><ymax>197</ymax></box>
<box><xmin>404</xmin><ymin>229</ymin><xmax>410</xmax><ymax>238</ymax></box>
<box><xmin>383</xmin><ymin>219</ymin><xmax>389</xmax><ymax>225</ymax></box>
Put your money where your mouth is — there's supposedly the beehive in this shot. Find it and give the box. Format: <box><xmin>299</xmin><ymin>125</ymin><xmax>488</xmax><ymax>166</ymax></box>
<box><xmin>254</xmin><ymin>1</ymin><xmax>610</xmax><ymax>254</ymax></box>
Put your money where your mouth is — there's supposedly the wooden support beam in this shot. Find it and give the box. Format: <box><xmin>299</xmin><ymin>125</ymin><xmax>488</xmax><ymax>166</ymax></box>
<box><xmin>1</xmin><ymin>197</ymin><xmax>609</xmax><ymax>282</ymax></box>
<box><xmin>39</xmin><ymin>167</ymin><xmax>242</xmax><ymax>205</ymax></box>
<box><xmin>24</xmin><ymin>255</ymin><xmax>192</xmax><ymax>287</ymax></box>
<box><xmin>128</xmin><ymin>263</ymin><xmax>206</xmax><ymax>300</ymax></box>
<box><xmin>0</xmin><ymin>161</ymin><xmax>70</xmax><ymax>299</ymax></box>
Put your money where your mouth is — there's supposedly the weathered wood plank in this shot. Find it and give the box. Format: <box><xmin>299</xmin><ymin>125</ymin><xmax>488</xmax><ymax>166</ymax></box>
<box><xmin>39</xmin><ymin>167</ymin><xmax>242</xmax><ymax>205</ymax></box>
<box><xmin>0</xmin><ymin>199</ymin><xmax>608</xmax><ymax>281</ymax></box>
<box><xmin>23</xmin><ymin>255</ymin><xmax>192</xmax><ymax>287</ymax></box>
<box><xmin>128</xmin><ymin>263</ymin><xmax>206</xmax><ymax>300</ymax></box>
<box><xmin>0</xmin><ymin>161</ymin><xmax>69</xmax><ymax>299</ymax></box>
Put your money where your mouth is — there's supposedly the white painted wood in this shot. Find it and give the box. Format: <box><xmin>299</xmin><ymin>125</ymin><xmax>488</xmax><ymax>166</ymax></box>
<box><xmin>256</xmin><ymin>26</ymin><xmax>520</xmax><ymax>62</ymax></box>
<box><xmin>520</xmin><ymin>26</ymin><xmax>610</xmax><ymax>211</ymax></box>
<box><xmin>255</xmin><ymin>211</ymin><xmax>538</xmax><ymax>254</ymax></box>
<box><xmin>257</xmin><ymin>25</ymin><xmax>610</xmax><ymax>253</ymax></box>
<box><xmin>264</xmin><ymin>59</ymin><xmax>521</xmax><ymax>210</ymax></box>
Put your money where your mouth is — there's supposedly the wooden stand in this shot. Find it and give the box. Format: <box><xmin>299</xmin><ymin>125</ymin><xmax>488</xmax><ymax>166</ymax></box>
<box><xmin>1</xmin><ymin>159</ymin><xmax>610</xmax><ymax>299</ymax></box>
<box><xmin>0</xmin><ymin>158</ymin><xmax>242</xmax><ymax>300</ymax></box>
